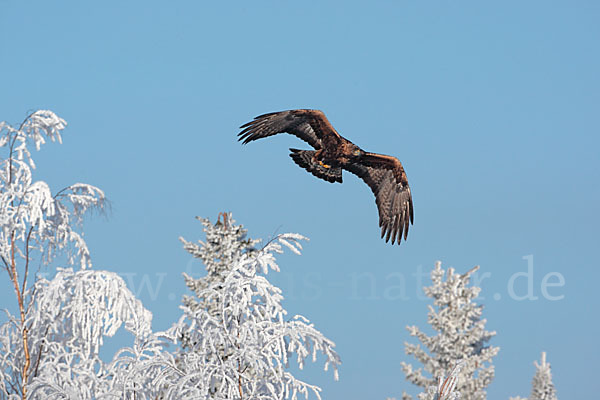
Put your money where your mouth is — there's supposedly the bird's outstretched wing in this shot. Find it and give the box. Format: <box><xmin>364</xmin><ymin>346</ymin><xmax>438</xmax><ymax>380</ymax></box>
<box><xmin>344</xmin><ymin>153</ymin><xmax>414</xmax><ymax>245</ymax></box>
<box><xmin>238</xmin><ymin>109</ymin><xmax>340</xmax><ymax>150</ymax></box>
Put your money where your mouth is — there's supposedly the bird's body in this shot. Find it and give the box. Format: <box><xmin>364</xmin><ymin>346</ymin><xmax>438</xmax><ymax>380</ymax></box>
<box><xmin>238</xmin><ymin>109</ymin><xmax>414</xmax><ymax>245</ymax></box>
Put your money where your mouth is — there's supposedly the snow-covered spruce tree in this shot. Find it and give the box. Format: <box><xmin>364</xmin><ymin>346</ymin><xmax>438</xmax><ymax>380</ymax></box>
<box><xmin>0</xmin><ymin>111</ymin><xmax>106</xmax><ymax>399</ymax></box>
<box><xmin>173</xmin><ymin>213</ymin><xmax>341</xmax><ymax>399</ymax></box>
<box><xmin>401</xmin><ymin>262</ymin><xmax>499</xmax><ymax>400</ymax></box>
<box><xmin>510</xmin><ymin>352</ymin><xmax>558</xmax><ymax>400</ymax></box>
<box><xmin>529</xmin><ymin>352</ymin><xmax>558</xmax><ymax>400</ymax></box>
<box><xmin>178</xmin><ymin>212</ymin><xmax>259</xmax><ymax>349</ymax></box>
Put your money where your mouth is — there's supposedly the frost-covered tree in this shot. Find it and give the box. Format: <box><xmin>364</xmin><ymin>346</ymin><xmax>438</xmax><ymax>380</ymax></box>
<box><xmin>390</xmin><ymin>361</ymin><xmax>463</xmax><ymax>400</ymax></box>
<box><xmin>529</xmin><ymin>352</ymin><xmax>558</xmax><ymax>400</ymax></box>
<box><xmin>178</xmin><ymin>212</ymin><xmax>259</xmax><ymax>348</ymax></box>
<box><xmin>7</xmin><ymin>268</ymin><xmax>179</xmax><ymax>400</ymax></box>
<box><xmin>174</xmin><ymin>213</ymin><xmax>341</xmax><ymax>399</ymax></box>
<box><xmin>401</xmin><ymin>262</ymin><xmax>499</xmax><ymax>400</ymax></box>
<box><xmin>0</xmin><ymin>111</ymin><xmax>105</xmax><ymax>399</ymax></box>
<box><xmin>510</xmin><ymin>352</ymin><xmax>558</xmax><ymax>400</ymax></box>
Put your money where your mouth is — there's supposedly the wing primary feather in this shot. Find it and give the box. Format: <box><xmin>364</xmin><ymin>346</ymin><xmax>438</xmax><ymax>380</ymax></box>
<box><xmin>237</xmin><ymin>110</ymin><xmax>323</xmax><ymax>149</ymax></box>
<box><xmin>344</xmin><ymin>154</ymin><xmax>414</xmax><ymax>245</ymax></box>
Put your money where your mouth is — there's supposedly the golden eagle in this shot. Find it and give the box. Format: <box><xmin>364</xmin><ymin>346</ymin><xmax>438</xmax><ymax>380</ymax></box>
<box><xmin>239</xmin><ymin>109</ymin><xmax>414</xmax><ymax>245</ymax></box>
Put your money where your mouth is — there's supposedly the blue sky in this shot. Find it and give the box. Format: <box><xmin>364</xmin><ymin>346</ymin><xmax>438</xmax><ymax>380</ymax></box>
<box><xmin>1</xmin><ymin>1</ymin><xmax>599</xmax><ymax>398</ymax></box>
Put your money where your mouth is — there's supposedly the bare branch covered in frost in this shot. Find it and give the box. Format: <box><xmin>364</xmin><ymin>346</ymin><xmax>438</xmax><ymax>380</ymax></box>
<box><xmin>1</xmin><ymin>268</ymin><xmax>176</xmax><ymax>400</ymax></box>
<box><xmin>0</xmin><ymin>110</ymin><xmax>106</xmax><ymax>272</ymax></box>
<box><xmin>0</xmin><ymin>110</ymin><xmax>106</xmax><ymax>399</ymax></box>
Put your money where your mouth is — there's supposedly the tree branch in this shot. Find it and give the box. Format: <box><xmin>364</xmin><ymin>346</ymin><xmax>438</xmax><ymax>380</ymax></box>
<box><xmin>8</xmin><ymin>231</ymin><xmax>31</xmax><ymax>399</ymax></box>
<box><xmin>32</xmin><ymin>324</ymin><xmax>51</xmax><ymax>380</ymax></box>
<box><xmin>7</xmin><ymin>112</ymin><xmax>35</xmax><ymax>186</ymax></box>
<box><xmin>21</xmin><ymin>226</ymin><xmax>34</xmax><ymax>301</ymax></box>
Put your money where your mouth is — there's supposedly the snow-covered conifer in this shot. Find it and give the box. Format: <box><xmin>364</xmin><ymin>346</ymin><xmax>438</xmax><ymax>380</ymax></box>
<box><xmin>510</xmin><ymin>352</ymin><xmax>558</xmax><ymax>400</ymax></box>
<box><xmin>179</xmin><ymin>213</ymin><xmax>260</xmax><ymax>344</ymax></box>
<box><xmin>401</xmin><ymin>262</ymin><xmax>499</xmax><ymax>400</ymax></box>
<box><xmin>529</xmin><ymin>352</ymin><xmax>557</xmax><ymax>400</ymax></box>
<box><xmin>173</xmin><ymin>213</ymin><xmax>341</xmax><ymax>399</ymax></box>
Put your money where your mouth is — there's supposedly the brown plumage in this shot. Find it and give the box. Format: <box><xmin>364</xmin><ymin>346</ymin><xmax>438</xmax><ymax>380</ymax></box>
<box><xmin>238</xmin><ymin>109</ymin><xmax>414</xmax><ymax>245</ymax></box>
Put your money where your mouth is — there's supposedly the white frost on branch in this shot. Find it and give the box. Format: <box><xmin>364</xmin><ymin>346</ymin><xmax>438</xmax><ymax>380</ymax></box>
<box><xmin>510</xmin><ymin>352</ymin><xmax>558</xmax><ymax>400</ymax></box>
<box><xmin>389</xmin><ymin>362</ymin><xmax>463</xmax><ymax>400</ymax></box>
<box><xmin>1</xmin><ymin>268</ymin><xmax>170</xmax><ymax>400</ymax></box>
<box><xmin>0</xmin><ymin>110</ymin><xmax>105</xmax><ymax>271</ymax></box>
<box><xmin>401</xmin><ymin>262</ymin><xmax>498</xmax><ymax>400</ymax></box>
<box><xmin>529</xmin><ymin>352</ymin><xmax>558</xmax><ymax>400</ymax></box>
<box><xmin>173</xmin><ymin>214</ymin><xmax>340</xmax><ymax>399</ymax></box>
<box><xmin>0</xmin><ymin>110</ymin><xmax>66</xmax><ymax>167</ymax></box>
<box><xmin>1</xmin><ymin>110</ymin><xmax>108</xmax><ymax>399</ymax></box>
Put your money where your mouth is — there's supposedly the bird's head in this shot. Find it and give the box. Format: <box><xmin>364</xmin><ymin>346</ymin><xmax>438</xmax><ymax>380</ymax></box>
<box><xmin>352</xmin><ymin>147</ymin><xmax>364</xmax><ymax>159</ymax></box>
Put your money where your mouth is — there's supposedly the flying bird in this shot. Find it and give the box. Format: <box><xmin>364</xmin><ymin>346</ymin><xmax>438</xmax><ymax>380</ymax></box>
<box><xmin>238</xmin><ymin>109</ymin><xmax>414</xmax><ymax>245</ymax></box>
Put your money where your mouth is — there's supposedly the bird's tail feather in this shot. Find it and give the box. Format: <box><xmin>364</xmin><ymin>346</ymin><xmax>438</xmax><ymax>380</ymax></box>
<box><xmin>289</xmin><ymin>149</ymin><xmax>342</xmax><ymax>183</ymax></box>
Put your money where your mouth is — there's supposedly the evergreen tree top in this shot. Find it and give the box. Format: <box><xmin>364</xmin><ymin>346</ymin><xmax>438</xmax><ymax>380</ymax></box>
<box><xmin>402</xmin><ymin>261</ymin><xmax>499</xmax><ymax>400</ymax></box>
